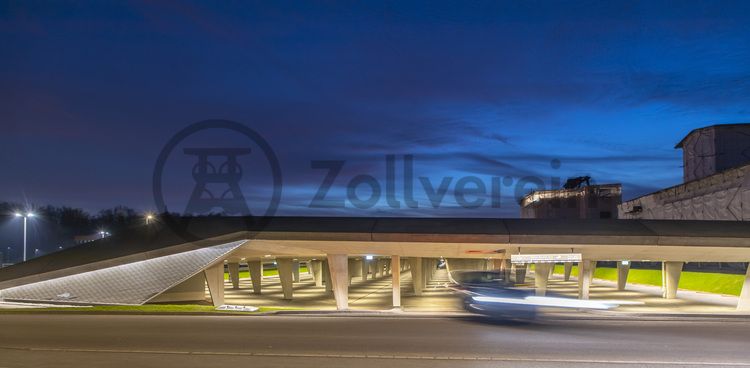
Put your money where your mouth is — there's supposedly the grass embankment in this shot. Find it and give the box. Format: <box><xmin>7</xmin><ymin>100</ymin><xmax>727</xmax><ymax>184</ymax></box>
<box><xmin>224</xmin><ymin>266</ymin><xmax>309</xmax><ymax>280</ymax></box>
<box><xmin>550</xmin><ymin>265</ymin><xmax>745</xmax><ymax>296</ymax></box>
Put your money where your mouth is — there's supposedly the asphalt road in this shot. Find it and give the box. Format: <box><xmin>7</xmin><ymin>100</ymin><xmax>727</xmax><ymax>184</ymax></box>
<box><xmin>0</xmin><ymin>313</ymin><xmax>749</xmax><ymax>367</ymax></box>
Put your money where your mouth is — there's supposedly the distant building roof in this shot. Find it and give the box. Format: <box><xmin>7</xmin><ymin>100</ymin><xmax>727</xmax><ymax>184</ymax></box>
<box><xmin>674</xmin><ymin>123</ymin><xmax>750</xmax><ymax>149</ymax></box>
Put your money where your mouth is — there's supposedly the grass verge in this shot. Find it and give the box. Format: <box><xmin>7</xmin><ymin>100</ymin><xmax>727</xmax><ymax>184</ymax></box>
<box><xmin>224</xmin><ymin>266</ymin><xmax>309</xmax><ymax>280</ymax></box>
<box><xmin>551</xmin><ymin>265</ymin><xmax>745</xmax><ymax>296</ymax></box>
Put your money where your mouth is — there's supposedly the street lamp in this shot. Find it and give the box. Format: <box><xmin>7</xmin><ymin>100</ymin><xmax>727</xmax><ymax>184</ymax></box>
<box><xmin>145</xmin><ymin>213</ymin><xmax>154</xmax><ymax>224</ymax></box>
<box><xmin>14</xmin><ymin>212</ymin><xmax>35</xmax><ymax>262</ymax></box>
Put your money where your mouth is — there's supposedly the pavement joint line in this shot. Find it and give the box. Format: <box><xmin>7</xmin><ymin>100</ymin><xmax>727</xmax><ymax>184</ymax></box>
<box><xmin>2</xmin><ymin>346</ymin><xmax>750</xmax><ymax>366</ymax></box>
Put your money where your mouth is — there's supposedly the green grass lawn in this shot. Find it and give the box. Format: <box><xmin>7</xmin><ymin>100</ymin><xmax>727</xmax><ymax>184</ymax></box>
<box><xmin>550</xmin><ymin>265</ymin><xmax>746</xmax><ymax>296</ymax></box>
<box><xmin>224</xmin><ymin>266</ymin><xmax>309</xmax><ymax>280</ymax></box>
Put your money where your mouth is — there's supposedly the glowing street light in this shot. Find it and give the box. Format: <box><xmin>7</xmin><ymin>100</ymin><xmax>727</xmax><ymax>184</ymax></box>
<box><xmin>145</xmin><ymin>213</ymin><xmax>155</xmax><ymax>224</ymax></box>
<box><xmin>14</xmin><ymin>212</ymin><xmax>36</xmax><ymax>262</ymax></box>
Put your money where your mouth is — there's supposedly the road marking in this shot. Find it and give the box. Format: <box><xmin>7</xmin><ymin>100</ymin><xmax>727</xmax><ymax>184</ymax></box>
<box><xmin>1</xmin><ymin>346</ymin><xmax>748</xmax><ymax>366</ymax></box>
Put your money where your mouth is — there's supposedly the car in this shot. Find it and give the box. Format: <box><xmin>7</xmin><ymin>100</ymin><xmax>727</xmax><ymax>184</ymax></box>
<box><xmin>450</xmin><ymin>270</ymin><xmax>537</xmax><ymax>320</ymax></box>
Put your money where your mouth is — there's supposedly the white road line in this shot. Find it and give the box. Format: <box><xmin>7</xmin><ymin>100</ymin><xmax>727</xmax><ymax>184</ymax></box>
<box><xmin>1</xmin><ymin>346</ymin><xmax>748</xmax><ymax>366</ymax></box>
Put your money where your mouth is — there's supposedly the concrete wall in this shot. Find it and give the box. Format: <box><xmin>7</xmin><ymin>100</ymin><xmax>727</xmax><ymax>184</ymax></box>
<box><xmin>681</xmin><ymin>125</ymin><xmax>750</xmax><ymax>182</ymax></box>
<box><xmin>149</xmin><ymin>273</ymin><xmax>206</xmax><ymax>303</ymax></box>
<box><xmin>620</xmin><ymin>164</ymin><xmax>750</xmax><ymax>221</ymax></box>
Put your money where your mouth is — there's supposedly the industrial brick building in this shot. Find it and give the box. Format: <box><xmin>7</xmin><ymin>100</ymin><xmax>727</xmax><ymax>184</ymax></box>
<box><xmin>521</xmin><ymin>177</ymin><xmax>622</xmax><ymax>219</ymax></box>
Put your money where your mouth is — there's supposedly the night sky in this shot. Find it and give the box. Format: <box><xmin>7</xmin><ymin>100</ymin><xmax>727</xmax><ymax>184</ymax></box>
<box><xmin>2</xmin><ymin>1</ymin><xmax>750</xmax><ymax>218</ymax></box>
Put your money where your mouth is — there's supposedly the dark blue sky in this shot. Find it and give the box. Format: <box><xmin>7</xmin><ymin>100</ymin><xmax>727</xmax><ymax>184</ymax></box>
<box><xmin>2</xmin><ymin>1</ymin><xmax>750</xmax><ymax>217</ymax></box>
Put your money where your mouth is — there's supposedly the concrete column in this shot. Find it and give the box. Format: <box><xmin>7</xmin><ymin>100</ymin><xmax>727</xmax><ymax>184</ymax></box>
<box><xmin>327</xmin><ymin>254</ymin><xmax>349</xmax><ymax>310</ymax></box>
<box><xmin>374</xmin><ymin>259</ymin><xmax>382</xmax><ymax>277</ymax></box>
<box><xmin>515</xmin><ymin>264</ymin><xmax>527</xmax><ymax>284</ymax></box>
<box><xmin>737</xmin><ymin>264</ymin><xmax>750</xmax><ymax>311</ymax></box>
<box><xmin>549</xmin><ymin>263</ymin><xmax>556</xmax><ymax>279</ymax></box>
<box><xmin>663</xmin><ymin>261</ymin><xmax>683</xmax><ymax>299</ymax></box>
<box><xmin>361</xmin><ymin>258</ymin><xmax>369</xmax><ymax>281</ymax></box>
<box><xmin>578</xmin><ymin>260</ymin><xmax>596</xmax><ymax>300</ymax></box>
<box><xmin>369</xmin><ymin>259</ymin><xmax>378</xmax><ymax>278</ymax></box>
<box><xmin>660</xmin><ymin>262</ymin><xmax>667</xmax><ymax>295</ymax></box>
<box><xmin>563</xmin><ymin>262</ymin><xmax>573</xmax><ymax>281</ymax></box>
<box><xmin>423</xmin><ymin>259</ymin><xmax>432</xmax><ymax>287</ymax></box>
<box><xmin>352</xmin><ymin>259</ymin><xmax>363</xmax><ymax>278</ymax></box>
<box><xmin>323</xmin><ymin>260</ymin><xmax>332</xmax><ymax>293</ymax></box>
<box><xmin>503</xmin><ymin>259</ymin><xmax>512</xmax><ymax>280</ymax></box>
<box><xmin>385</xmin><ymin>259</ymin><xmax>392</xmax><ymax>275</ymax></box>
<box><xmin>292</xmin><ymin>260</ymin><xmax>301</xmax><ymax>283</ymax></box>
<box><xmin>347</xmin><ymin>258</ymin><xmax>358</xmax><ymax>285</ymax></box>
<box><xmin>247</xmin><ymin>259</ymin><xmax>262</xmax><ymax>294</ymax></box>
<box><xmin>310</xmin><ymin>260</ymin><xmax>323</xmax><ymax>287</ymax></box>
<box><xmin>228</xmin><ymin>262</ymin><xmax>240</xmax><ymax>289</ymax></box>
<box><xmin>534</xmin><ymin>263</ymin><xmax>553</xmax><ymax>296</ymax></box>
<box><xmin>204</xmin><ymin>262</ymin><xmax>225</xmax><ymax>306</ymax></box>
<box><xmin>392</xmin><ymin>255</ymin><xmax>401</xmax><ymax>308</ymax></box>
<box><xmin>412</xmin><ymin>257</ymin><xmax>424</xmax><ymax>296</ymax></box>
<box><xmin>276</xmin><ymin>258</ymin><xmax>294</xmax><ymax>300</ymax></box>
<box><xmin>307</xmin><ymin>261</ymin><xmax>312</xmax><ymax>274</ymax></box>
<box><xmin>492</xmin><ymin>258</ymin><xmax>504</xmax><ymax>271</ymax></box>
<box><xmin>617</xmin><ymin>261</ymin><xmax>631</xmax><ymax>291</ymax></box>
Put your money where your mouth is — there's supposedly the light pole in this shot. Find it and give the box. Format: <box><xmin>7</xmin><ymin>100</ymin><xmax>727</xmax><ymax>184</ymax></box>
<box><xmin>14</xmin><ymin>212</ymin><xmax>35</xmax><ymax>262</ymax></box>
<box><xmin>146</xmin><ymin>214</ymin><xmax>154</xmax><ymax>224</ymax></box>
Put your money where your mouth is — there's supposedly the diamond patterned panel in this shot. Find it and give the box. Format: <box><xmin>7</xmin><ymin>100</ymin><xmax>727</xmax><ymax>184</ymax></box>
<box><xmin>0</xmin><ymin>240</ymin><xmax>246</xmax><ymax>305</ymax></box>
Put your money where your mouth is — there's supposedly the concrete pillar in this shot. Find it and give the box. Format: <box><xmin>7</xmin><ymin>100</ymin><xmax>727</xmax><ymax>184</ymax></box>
<box><xmin>276</xmin><ymin>258</ymin><xmax>294</xmax><ymax>300</ymax></box>
<box><xmin>310</xmin><ymin>260</ymin><xmax>323</xmax><ymax>287</ymax></box>
<box><xmin>578</xmin><ymin>260</ymin><xmax>596</xmax><ymax>300</ymax></box>
<box><xmin>247</xmin><ymin>259</ymin><xmax>262</xmax><ymax>294</ymax></box>
<box><xmin>492</xmin><ymin>258</ymin><xmax>504</xmax><ymax>271</ymax></box>
<box><xmin>515</xmin><ymin>264</ymin><xmax>527</xmax><ymax>284</ymax></box>
<box><xmin>228</xmin><ymin>262</ymin><xmax>240</xmax><ymax>289</ymax></box>
<box><xmin>392</xmin><ymin>255</ymin><xmax>401</xmax><ymax>308</ymax></box>
<box><xmin>412</xmin><ymin>257</ymin><xmax>424</xmax><ymax>296</ymax></box>
<box><xmin>663</xmin><ymin>261</ymin><xmax>683</xmax><ymax>299</ymax></box>
<box><xmin>661</xmin><ymin>262</ymin><xmax>667</xmax><ymax>295</ymax></box>
<box><xmin>352</xmin><ymin>259</ymin><xmax>363</xmax><ymax>278</ymax></box>
<box><xmin>374</xmin><ymin>259</ymin><xmax>382</xmax><ymax>277</ymax></box>
<box><xmin>327</xmin><ymin>254</ymin><xmax>349</xmax><ymax>310</ymax></box>
<box><xmin>503</xmin><ymin>259</ymin><xmax>512</xmax><ymax>281</ymax></box>
<box><xmin>292</xmin><ymin>260</ymin><xmax>301</xmax><ymax>283</ymax></box>
<box><xmin>548</xmin><ymin>263</ymin><xmax>556</xmax><ymax>279</ymax></box>
<box><xmin>385</xmin><ymin>259</ymin><xmax>392</xmax><ymax>275</ymax></box>
<box><xmin>204</xmin><ymin>262</ymin><xmax>225</xmax><ymax>306</ymax></box>
<box><xmin>323</xmin><ymin>260</ymin><xmax>332</xmax><ymax>293</ymax></box>
<box><xmin>563</xmin><ymin>262</ymin><xmax>573</xmax><ymax>281</ymax></box>
<box><xmin>347</xmin><ymin>258</ymin><xmax>358</xmax><ymax>285</ymax></box>
<box><xmin>307</xmin><ymin>261</ymin><xmax>312</xmax><ymax>274</ymax></box>
<box><xmin>737</xmin><ymin>264</ymin><xmax>750</xmax><ymax>311</ymax></box>
<box><xmin>617</xmin><ymin>261</ymin><xmax>631</xmax><ymax>291</ymax></box>
<box><xmin>361</xmin><ymin>258</ymin><xmax>369</xmax><ymax>281</ymax></box>
<box><xmin>534</xmin><ymin>263</ymin><xmax>553</xmax><ymax>296</ymax></box>
<box><xmin>369</xmin><ymin>259</ymin><xmax>378</xmax><ymax>278</ymax></box>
